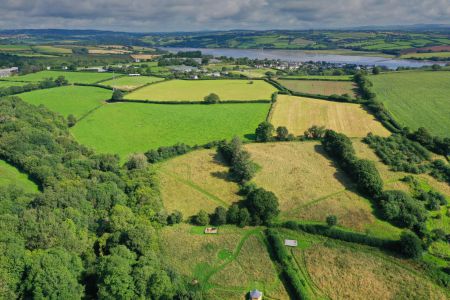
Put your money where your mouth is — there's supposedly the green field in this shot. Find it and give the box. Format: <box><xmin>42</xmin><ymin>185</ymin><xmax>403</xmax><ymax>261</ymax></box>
<box><xmin>4</xmin><ymin>71</ymin><xmax>115</xmax><ymax>84</ymax></box>
<box><xmin>279</xmin><ymin>75</ymin><xmax>353</xmax><ymax>81</ymax></box>
<box><xmin>401</xmin><ymin>52</ymin><xmax>450</xmax><ymax>59</ymax></box>
<box><xmin>370</xmin><ymin>71</ymin><xmax>450</xmax><ymax>137</ymax></box>
<box><xmin>31</xmin><ymin>45</ymin><xmax>72</xmax><ymax>55</ymax></box>
<box><xmin>100</xmin><ymin>75</ymin><xmax>164</xmax><ymax>91</ymax></box>
<box><xmin>18</xmin><ymin>86</ymin><xmax>111</xmax><ymax>118</ymax></box>
<box><xmin>0</xmin><ymin>81</ymin><xmax>28</xmax><ymax>88</ymax></box>
<box><xmin>0</xmin><ymin>160</ymin><xmax>38</xmax><ymax>193</ymax></box>
<box><xmin>71</xmin><ymin>102</ymin><xmax>270</xmax><ymax>159</ymax></box>
<box><xmin>124</xmin><ymin>79</ymin><xmax>277</xmax><ymax>102</ymax></box>
<box><xmin>277</xmin><ymin>79</ymin><xmax>356</xmax><ymax>96</ymax></box>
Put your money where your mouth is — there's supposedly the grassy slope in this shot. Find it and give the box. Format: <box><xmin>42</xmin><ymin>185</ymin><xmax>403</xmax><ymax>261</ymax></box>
<box><xmin>0</xmin><ymin>160</ymin><xmax>38</xmax><ymax>193</ymax></box>
<box><xmin>100</xmin><ymin>76</ymin><xmax>164</xmax><ymax>91</ymax></box>
<box><xmin>0</xmin><ymin>81</ymin><xmax>28</xmax><ymax>88</ymax></box>
<box><xmin>279</xmin><ymin>75</ymin><xmax>353</xmax><ymax>81</ymax></box>
<box><xmin>3</xmin><ymin>71</ymin><xmax>114</xmax><ymax>84</ymax></box>
<box><xmin>18</xmin><ymin>86</ymin><xmax>111</xmax><ymax>118</ymax></box>
<box><xmin>370</xmin><ymin>71</ymin><xmax>450</xmax><ymax>137</ymax></box>
<box><xmin>71</xmin><ymin>102</ymin><xmax>270</xmax><ymax>159</ymax></box>
<box><xmin>270</xmin><ymin>95</ymin><xmax>390</xmax><ymax>138</ymax></box>
<box><xmin>277</xmin><ymin>79</ymin><xmax>357</xmax><ymax>96</ymax></box>
<box><xmin>124</xmin><ymin>79</ymin><xmax>277</xmax><ymax>101</ymax></box>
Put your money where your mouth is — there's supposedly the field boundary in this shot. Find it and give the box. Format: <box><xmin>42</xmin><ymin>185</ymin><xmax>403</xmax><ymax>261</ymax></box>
<box><xmin>110</xmin><ymin>98</ymin><xmax>271</xmax><ymax>105</ymax></box>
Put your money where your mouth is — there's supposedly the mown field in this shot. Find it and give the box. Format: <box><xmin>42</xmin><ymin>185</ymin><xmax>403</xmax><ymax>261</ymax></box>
<box><xmin>279</xmin><ymin>75</ymin><xmax>353</xmax><ymax>81</ymax></box>
<box><xmin>0</xmin><ymin>81</ymin><xmax>28</xmax><ymax>88</ymax></box>
<box><xmin>270</xmin><ymin>95</ymin><xmax>390</xmax><ymax>137</ymax></box>
<box><xmin>18</xmin><ymin>86</ymin><xmax>111</xmax><ymax>118</ymax></box>
<box><xmin>370</xmin><ymin>71</ymin><xmax>450</xmax><ymax>137</ymax></box>
<box><xmin>124</xmin><ymin>79</ymin><xmax>277</xmax><ymax>102</ymax></box>
<box><xmin>277</xmin><ymin>79</ymin><xmax>356</xmax><ymax>96</ymax></box>
<box><xmin>100</xmin><ymin>75</ymin><xmax>164</xmax><ymax>91</ymax></box>
<box><xmin>160</xmin><ymin>224</ymin><xmax>288</xmax><ymax>299</ymax></box>
<box><xmin>0</xmin><ymin>160</ymin><xmax>38</xmax><ymax>193</ymax></box>
<box><xmin>3</xmin><ymin>71</ymin><xmax>114</xmax><ymax>84</ymax></box>
<box><xmin>71</xmin><ymin>102</ymin><xmax>270</xmax><ymax>159</ymax></box>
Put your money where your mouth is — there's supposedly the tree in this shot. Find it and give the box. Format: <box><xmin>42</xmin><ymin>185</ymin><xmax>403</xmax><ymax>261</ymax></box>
<box><xmin>431</xmin><ymin>64</ymin><xmax>442</xmax><ymax>71</ymax></box>
<box><xmin>255</xmin><ymin>121</ymin><xmax>274</xmax><ymax>142</ymax></box>
<box><xmin>195</xmin><ymin>209</ymin><xmax>209</xmax><ymax>226</ymax></box>
<box><xmin>126</xmin><ymin>153</ymin><xmax>148</xmax><ymax>170</ymax></box>
<box><xmin>304</xmin><ymin>125</ymin><xmax>326</xmax><ymax>139</ymax></box>
<box><xmin>67</xmin><ymin>114</ymin><xmax>77</xmax><ymax>127</ymax></box>
<box><xmin>238</xmin><ymin>208</ymin><xmax>250</xmax><ymax>227</ymax></box>
<box><xmin>167</xmin><ymin>210</ymin><xmax>183</xmax><ymax>225</ymax></box>
<box><xmin>276</xmin><ymin>126</ymin><xmax>289</xmax><ymax>141</ymax></box>
<box><xmin>112</xmin><ymin>90</ymin><xmax>124</xmax><ymax>101</ymax></box>
<box><xmin>372</xmin><ymin>66</ymin><xmax>381</xmax><ymax>75</ymax></box>
<box><xmin>55</xmin><ymin>75</ymin><xmax>68</xmax><ymax>86</ymax></box>
<box><xmin>211</xmin><ymin>206</ymin><xmax>227</xmax><ymax>226</ymax></box>
<box><xmin>399</xmin><ymin>230</ymin><xmax>423</xmax><ymax>259</ymax></box>
<box><xmin>246</xmin><ymin>188</ymin><xmax>279</xmax><ymax>225</ymax></box>
<box><xmin>204</xmin><ymin>93</ymin><xmax>220</xmax><ymax>104</ymax></box>
<box><xmin>351</xmin><ymin>159</ymin><xmax>384</xmax><ymax>197</ymax></box>
<box><xmin>326</xmin><ymin>215</ymin><xmax>338</xmax><ymax>227</ymax></box>
<box><xmin>226</xmin><ymin>204</ymin><xmax>240</xmax><ymax>224</ymax></box>
<box><xmin>230</xmin><ymin>149</ymin><xmax>257</xmax><ymax>182</ymax></box>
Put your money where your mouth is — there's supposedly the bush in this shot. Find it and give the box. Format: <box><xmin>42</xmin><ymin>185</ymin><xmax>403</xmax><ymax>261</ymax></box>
<box><xmin>276</xmin><ymin>126</ymin><xmax>289</xmax><ymax>141</ymax></box>
<box><xmin>304</xmin><ymin>125</ymin><xmax>326</xmax><ymax>139</ymax></box>
<box><xmin>112</xmin><ymin>89</ymin><xmax>124</xmax><ymax>101</ymax></box>
<box><xmin>399</xmin><ymin>230</ymin><xmax>423</xmax><ymax>259</ymax></box>
<box><xmin>167</xmin><ymin>211</ymin><xmax>183</xmax><ymax>225</ymax></box>
<box><xmin>126</xmin><ymin>153</ymin><xmax>148</xmax><ymax>170</ymax></box>
<box><xmin>194</xmin><ymin>210</ymin><xmax>209</xmax><ymax>226</ymax></box>
<box><xmin>350</xmin><ymin>159</ymin><xmax>383</xmax><ymax>197</ymax></box>
<box><xmin>255</xmin><ymin>121</ymin><xmax>274</xmax><ymax>142</ymax></box>
<box><xmin>326</xmin><ymin>215</ymin><xmax>338</xmax><ymax>227</ymax></box>
<box><xmin>67</xmin><ymin>114</ymin><xmax>77</xmax><ymax>128</ymax></box>
<box><xmin>211</xmin><ymin>206</ymin><xmax>227</xmax><ymax>226</ymax></box>
<box><xmin>246</xmin><ymin>188</ymin><xmax>279</xmax><ymax>225</ymax></box>
<box><xmin>217</xmin><ymin>137</ymin><xmax>257</xmax><ymax>183</ymax></box>
<box><xmin>204</xmin><ymin>93</ymin><xmax>220</xmax><ymax>104</ymax></box>
<box><xmin>145</xmin><ymin>143</ymin><xmax>192</xmax><ymax>163</ymax></box>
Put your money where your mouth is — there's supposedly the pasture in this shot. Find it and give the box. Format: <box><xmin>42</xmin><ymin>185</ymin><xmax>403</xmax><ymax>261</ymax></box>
<box><xmin>3</xmin><ymin>71</ymin><xmax>115</xmax><ymax>84</ymax></box>
<box><xmin>18</xmin><ymin>86</ymin><xmax>111</xmax><ymax>118</ymax></box>
<box><xmin>279</xmin><ymin>74</ymin><xmax>353</xmax><ymax>81</ymax></box>
<box><xmin>277</xmin><ymin>79</ymin><xmax>356</xmax><ymax>96</ymax></box>
<box><xmin>100</xmin><ymin>75</ymin><xmax>164</xmax><ymax>91</ymax></box>
<box><xmin>124</xmin><ymin>79</ymin><xmax>277</xmax><ymax>102</ymax></box>
<box><xmin>0</xmin><ymin>160</ymin><xmax>38</xmax><ymax>193</ymax></box>
<box><xmin>0</xmin><ymin>81</ymin><xmax>28</xmax><ymax>88</ymax></box>
<box><xmin>270</xmin><ymin>95</ymin><xmax>390</xmax><ymax>137</ymax></box>
<box><xmin>32</xmin><ymin>45</ymin><xmax>72</xmax><ymax>55</ymax></box>
<box><xmin>158</xmin><ymin>149</ymin><xmax>240</xmax><ymax>216</ymax></box>
<box><xmin>71</xmin><ymin>102</ymin><xmax>270</xmax><ymax>159</ymax></box>
<box><xmin>370</xmin><ymin>71</ymin><xmax>450</xmax><ymax>137</ymax></box>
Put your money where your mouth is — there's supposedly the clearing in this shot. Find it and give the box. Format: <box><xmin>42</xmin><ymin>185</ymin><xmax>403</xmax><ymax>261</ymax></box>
<box><xmin>100</xmin><ymin>75</ymin><xmax>164</xmax><ymax>91</ymax></box>
<box><xmin>270</xmin><ymin>95</ymin><xmax>390</xmax><ymax>137</ymax></box>
<box><xmin>0</xmin><ymin>160</ymin><xmax>38</xmax><ymax>193</ymax></box>
<box><xmin>3</xmin><ymin>71</ymin><xmax>115</xmax><ymax>84</ymax></box>
<box><xmin>370</xmin><ymin>71</ymin><xmax>450</xmax><ymax>137</ymax></box>
<box><xmin>124</xmin><ymin>79</ymin><xmax>277</xmax><ymax>102</ymax></box>
<box><xmin>277</xmin><ymin>79</ymin><xmax>356</xmax><ymax>96</ymax></box>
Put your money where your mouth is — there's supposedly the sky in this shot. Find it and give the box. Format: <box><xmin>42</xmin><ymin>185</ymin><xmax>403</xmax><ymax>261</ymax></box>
<box><xmin>0</xmin><ymin>0</ymin><xmax>449</xmax><ymax>32</ymax></box>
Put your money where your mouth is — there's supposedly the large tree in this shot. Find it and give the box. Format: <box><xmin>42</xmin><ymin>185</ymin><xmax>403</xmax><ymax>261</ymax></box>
<box><xmin>246</xmin><ymin>188</ymin><xmax>279</xmax><ymax>225</ymax></box>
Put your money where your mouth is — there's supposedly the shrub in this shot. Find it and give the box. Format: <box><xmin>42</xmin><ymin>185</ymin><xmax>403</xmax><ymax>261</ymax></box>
<box><xmin>255</xmin><ymin>121</ymin><xmax>274</xmax><ymax>142</ymax></box>
<box><xmin>326</xmin><ymin>215</ymin><xmax>338</xmax><ymax>227</ymax></box>
<box><xmin>167</xmin><ymin>210</ymin><xmax>183</xmax><ymax>225</ymax></box>
<box><xmin>194</xmin><ymin>210</ymin><xmax>209</xmax><ymax>226</ymax></box>
<box><xmin>350</xmin><ymin>159</ymin><xmax>383</xmax><ymax>197</ymax></box>
<box><xmin>246</xmin><ymin>188</ymin><xmax>279</xmax><ymax>225</ymax></box>
<box><xmin>126</xmin><ymin>153</ymin><xmax>148</xmax><ymax>170</ymax></box>
<box><xmin>145</xmin><ymin>143</ymin><xmax>192</xmax><ymax>163</ymax></box>
<box><xmin>399</xmin><ymin>230</ymin><xmax>423</xmax><ymax>259</ymax></box>
<box><xmin>67</xmin><ymin>114</ymin><xmax>77</xmax><ymax>128</ymax></box>
<box><xmin>304</xmin><ymin>125</ymin><xmax>326</xmax><ymax>140</ymax></box>
<box><xmin>238</xmin><ymin>208</ymin><xmax>250</xmax><ymax>228</ymax></box>
<box><xmin>211</xmin><ymin>206</ymin><xmax>227</xmax><ymax>226</ymax></box>
<box><xmin>276</xmin><ymin>126</ymin><xmax>289</xmax><ymax>141</ymax></box>
<box><xmin>112</xmin><ymin>89</ymin><xmax>124</xmax><ymax>101</ymax></box>
<box><xmin>204</xmin><ymin>93</ymin><xmax>220</xmax><ymax>104</ymax></box>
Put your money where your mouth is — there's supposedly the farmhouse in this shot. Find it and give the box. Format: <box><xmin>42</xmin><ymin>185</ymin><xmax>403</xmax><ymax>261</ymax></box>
<box><xmin>204</xmin><ymin>227</ymin><xmax>218</xmax><ymax>234</ymax></box>
<box><xmin>0</xmin><ymin>67</ymin><xmax>18</xmax><ymax>77</ymax></box>
<box><xmin>249</xmin><ymin>289</ymin><xmax>263</xmax><ymax>300</ymax></box>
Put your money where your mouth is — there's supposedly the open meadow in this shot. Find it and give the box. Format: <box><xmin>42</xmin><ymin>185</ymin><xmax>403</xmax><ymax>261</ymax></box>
<box><xmin>18</xmin><ymin>85</ymin><xmax>111</xmax><ymax>118</ymax></box>
<box><xmin>370</xmin><ymin>71</ymin><xmax>450</xmax><ymax>137</ymax></box>
<box><xmin>100</xmin><ymin>75</ymin><xmax>164</xmax><ymax>91</ymax></box>
<box><xmin>270</xmin><ymin>95</ymin><xmax>390</xmax><ymax>137</ymax></box>
<box><xmin>3</xmin><ymin>70</ymin><xmax>115</xmax><ymax>84</ymax></box>
<box><xmin>0</xmin><ymin>81</ymin><xmax>29</xmax><ymax>88</ymax></box>
<box><xmin>124</xmin><ymin>79</ymin><xmax>277</xmax><ymax>102</ymax></box>
<box><xmin>71</xmin><ymin>102</ymin><xmax>270</xmax><ymax>159</ymax></box>
<box><xmin>277</xmin><ymin>79</ymin><xmax>357</xmax><ymax>96</ymax></box>
<box><xmin>0</xmin><ymin>160</ymin><xmax>39</xmax><ymax>193</ymax></box>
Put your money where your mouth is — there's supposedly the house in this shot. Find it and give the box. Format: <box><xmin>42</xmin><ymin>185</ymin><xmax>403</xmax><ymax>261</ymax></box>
<box><xmin>284</xmin><ymin>239</ymin><xmax>298</xmax><ymax>247</ymax></box>
<box><xmin>128</xmin><ymin>73</ymin><xmax>141</xmax><ymax>76</ymax></box>
<box><xmin>249</xmin><ymin>289</ymin><xmax>263</xmax><ymax>300</ymax></box>
<box><xmin>46</xmin><ymin>66</ymin><xmax>51</xmax><ymax>70</ymax></box>
<box><xmin>204</xmin><ymin>227</ymin><xmax>218</xmax><ymax>234</ymax></box>
<box><xmin>0</xmin><ymin>67</ymin><xmax>18</xmax><ymax>78</ymax></box>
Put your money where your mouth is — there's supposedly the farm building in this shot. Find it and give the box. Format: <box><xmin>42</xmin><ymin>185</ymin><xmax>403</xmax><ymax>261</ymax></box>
<box><xmin>204</xmin><ymin>227</ymin><xmax>218</xmax><ymax>234</ymax></box>
<box><xmin>0</xmin><ymin>67</ymin><xmax>18</xmax><ymax>77</ymax></box>
<box><xmin>249</xmin><ymin>289</ymin><xmax>263</xmax><ymax>300</ymax></box>
<box><xmin>284</xmin><ymin>239</ymin><xmax>298</xmax><ymax>247</ymax></box>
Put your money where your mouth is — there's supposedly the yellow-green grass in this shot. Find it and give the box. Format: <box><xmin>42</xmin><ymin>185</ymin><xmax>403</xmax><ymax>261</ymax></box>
<box><xmin>3</xmin><ymin>71</ymin><xmax>114</xmax><ymax>84</ymax></box>
<box><xmin>279</xmin><ymin>75</ymin><xmax>353</xmax><ymax>81</ymax></box>
<box><xmin>18</xmin><ymin>86</ymin><xmax>111</xmax><ymax>119</ymax></box>
<box><xmin>0</xmin><ymin>45</ymin><xmax>32</xmax><ymax>52</ymax></box>
<box><xmin>401</xmin><ymin>52</ymin><xmax>450</xmax><ymax>59</ymax></box>
<box><xmin>0</xmin><ymin>81</ymin><xmax>28</xmax><ymax>88</ymax></box>
<box><xmin>370</xmin><ymin>71</ymin><xmax>450</xmax><ymax>137</ymax></box>
<box><xmin>245</xmin><ymin>142</ymin><xmax>400</xmax><ymax>238</ymax></box>
<box><xmin>0</xmin><ymin>160</ymin><xmax>38</xmax><ymax>193</ymax></box>
<box><xmin>32</xmin><ymin>45</ymin><xmax>72</xmax><ymax>55</ymax></box>
<box><xmin>157</xmin><ymin>149</ymin><xmax>240</xmax><ymax>216</ymax></box>
<box><xmin>277</xmin><ymin>79</ymin><xmax>357</xmax><ymax>96</ymax></box>
<box><xmin>124</xmin><ymin>79</ymin><xmax>277</xmax><ymax>102</ymax></box>
<box><xmin>270</xmin><ymin>95</ymin><xmax>390</xmax><ymax>137</ymax></box>
<box><xmin>230</xmin><ymin>68</ymin><xmax>276</xmax><ymax>78</ymax></box>
<box><xmin>71</xmin><ymin>102</ymin><xmax>270</xmax><ymax>159</ymax></box>
<box><xmin>100</xmin><ymin>75</ymin><xmax>164</xmax><ymax>91</ymax></box>
<box><xmin>160</xmin><ymin>224</ymin><xmax>288</xmax><ymax>299</ymax></box>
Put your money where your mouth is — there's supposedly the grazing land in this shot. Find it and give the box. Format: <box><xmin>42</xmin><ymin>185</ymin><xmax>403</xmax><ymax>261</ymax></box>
<box><xmin>277</xmin><ymin>79</ymin><xmax>357</xmax><ymax>96</ymax></box>
<box><xmin>0</xmin><ymin>160</ymin><xmax>39</xmax><ymax>193</ymax></box>
<box><xmin>0</xmin><ymin>81</ymin><xmax>28</xmax><ymax>88</ymax></box>
<box><xmin>3</xmin><ymin>71</ymin><xmax>115</xmax><ymax>84</ymax></box>
<box><xmin>100</xmin><ymin>75</ymin><xmax>164</xmax><ymax>90</ymax></box>
<box><xmin>401</xmin><ymin>51</ymin><xmax>450</xmax><ymax>59</ymax></box>
<box><xmin>158</xmin><ymin>149</ymin><xmax>240</xmax><ymax>216</ymax></box>
<box><xmin>270</xmin><ymin>95</ymin><xmax>390</xmax><ymax>137</ymax></box>
<box><xmin>279</xmin><ymin>75</ymin><xmax>353</xmax><ymax>81</ymax></box>
<box><xmin>124</xmin><ymin>79</ymin><xmax>277</xmax><ymax>102</ymax></box>
<box><xmin>31</xmin><ymin>45</ymin><xmax>72</xmax><ymax>55</ymax></box>
<box><xmin>370</xmin><ymin>71</ymin><xmax>450</xmax><ymax>137</ymax></box>
<box><xmin>18</xmin><ymin>86</ymin><xmax>111</xmax><ymax>118</ymax></box>
<box><xmin>71</xmin><ymin>102</ymin><xmax>270</xmax><ymax>159</ymax></box>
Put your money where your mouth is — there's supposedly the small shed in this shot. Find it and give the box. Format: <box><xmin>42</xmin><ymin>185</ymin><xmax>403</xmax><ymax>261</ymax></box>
<box><xmin>249</xmin><ymin>289</ymin><xmax>262</xmax><ymax>300</ymax></box>
<box><xmin>284</xmin><ymin>239</ymin><xmax>298</xmax><ymax>247</ymax></box>
<box><xmin>204</xmin><ymin>227</ymin><xmax>218</xmax><ymax>234</ymax></box>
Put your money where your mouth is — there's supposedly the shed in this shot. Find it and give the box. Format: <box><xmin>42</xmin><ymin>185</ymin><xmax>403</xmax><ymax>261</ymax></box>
<box><xmin>249</xmin><ymin>289</ymin><xmax>262</xmax><ymax>300</ymax></box>
<box><xmin>284</xmin><ymin>239</ymin><xmax>298</xmax><ymax>247</ymax></box>
<box><xmin>204</xmin><ymin>227</ymin><xmax>218</xmax><ymax>234</ymax></box>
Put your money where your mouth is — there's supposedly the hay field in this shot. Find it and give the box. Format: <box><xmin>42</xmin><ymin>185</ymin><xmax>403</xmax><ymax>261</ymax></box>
<box><xmin>158</xmin><ymin>149</ymin><xmax>240</xmax><ymax>216</ymax></box>
<box><xmin>0</xmin><ymin>160</ymin><xmax>38</xmax><ymax>193</ymax></box>
<box><xmin>270</xmin><ymin>95</ymin><xmax>390</xmax><ymax>137</ymax></box>
<box><xmin>370</xmin><ymin>71</ymin><xmax>450</xmax><ymax>137</ymax></box>
<box><xmin>3</xmin><ymin>71</ymin><xmax>114</xmax><ymax>84</ymax></box>
<box><xmin>277</xmin><ymin>79</ymin><xmax>356</xmax><ymax>96</ymax></box>
<box><xmin>0</xmin><ymin>81</ymin><xmax>28</xmax><ymax>88</ymax></box>
<box><xmin>124</xmin><ymin>79</ymin><xmax>277</xmax><ymax>102</ymax></box>
<box><xmin>18</xmin><ymin>86</ymin><xmax>111</xmax><ymax>118</ymax></box>
<box><xmin>100</xmin><ymin>75</ymin><xmax>164</xmax><ymax>91</ymax></box>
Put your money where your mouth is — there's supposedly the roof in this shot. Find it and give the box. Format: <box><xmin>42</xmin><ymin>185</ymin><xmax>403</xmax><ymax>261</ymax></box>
<box><xmin>284</xmin><ymin>239</ymin><xmax>298</xmax><ymax>247</ymax></box>
<box><xmin>250</xmin><ymin>289</ymin><xmax>262</xmax><ymax>298</ymax></box>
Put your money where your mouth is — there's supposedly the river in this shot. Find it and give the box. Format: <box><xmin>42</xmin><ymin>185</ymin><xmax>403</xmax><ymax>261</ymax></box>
<box><xmin>162</xmin><ymin>47</ymin><xmax>444</xmax><ymax>69</ymax></box>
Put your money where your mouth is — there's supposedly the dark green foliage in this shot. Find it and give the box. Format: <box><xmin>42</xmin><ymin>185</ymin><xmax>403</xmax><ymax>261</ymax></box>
<box><xmin>276</xmin><ymin>126</ymin><xmax>289</xmax><ymax>141</ymax></box>
<box><xmin>245</xmin><ymin>188</ymin><xmax>280</xmax><ymax>225</ymax></box>
<box><xmin>167</xmin><ymin>210</ymin><xmax>183</xmax><ymax>225</ymax></box>
<box><xmin>304</xmin><ymin>125</ymin><xmax>326</xmax><ymax>139</ymax></box>
<box><xmin>125</xmin><ymin>153</ymin><xmax>148</xmax><ymax>170</ymax></box>
<box><xmin>255</xmin><ymin>121</ymin><xmax>274</xmax><ymax>142</ymax></box>
<box><xmin>67</xmin><ymin>114</ymin><xmax>77</xmax><ymax>127</ymax></box>
<box><xmin>217</xmin><ymin>137</ymin><xmax>257</xmax><ymax>183</ymax></box>
<box><xmin>0</xmin><ymin>77</ymin><xmax>69</xmax><ymax>97</ymax></box>
<box><xmin>326</xmin><ymin>215</ymin><xmax>338</xmax><ymax>227</ymax></box>
<box><xmin>204</xmin><ymin>93</ymin><xmax>220</xmax><ymax>104</ymax></box>
<box><xmin>226</xmin><ymin>204</ymin><xmax>240</xmax><ymax>225</ymax></box>
<box><xmin>398</xmin><ymin>231</ymin><xmax>423</xmax><ymax>259</ymax></box>
<box><xmin>429</xmin><ymin>160</ymin><xmax>450</xmax><ymax>185</ymax></box>
<box><xmin>111</xmin><ymin>89</ymin><xmax>124</xmax><ymax>101</ymax></box>
<box><xmin>145</xmin><ymin>143</ymin><xmax>192</xmax><ymax>163</ymax></box>
<box><xmin>211</xmin><ymin>206</ymin><xmax>227</xmax><ymax>226</ymax></box>
<box><xmin>237</xmin><ymin>208</ymin><xmax>250</xmax><ymax>228</ymax></box>
<box><xmin>194</xmin><ymin>210</ymin><xmax>209</xmax><ymax>226</ymax></box>
<box><xmin>350</xmin><ymin>159</ymin><xmax>384</xmax><ymax>197</ymax></box>
<box><xmin>409</xmin><ymin>127</ymin><xmax>450</xmax><ymax>157</ymax></box>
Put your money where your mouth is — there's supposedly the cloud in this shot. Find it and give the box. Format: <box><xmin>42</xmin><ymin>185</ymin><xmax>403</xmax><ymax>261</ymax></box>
<box><xmin>0</xmin><ymin>0</ymin><xmax>448</xmax><ymax>31</ymax></box>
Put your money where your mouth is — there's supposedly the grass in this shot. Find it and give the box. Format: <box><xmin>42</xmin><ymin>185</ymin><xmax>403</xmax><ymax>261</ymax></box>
<box><xmin>32</xmin><ymin>45</ymin><xmax>72</xmax><ymax>55</ymax></box>
<box><xmin>279</xmin><ymin>75</ymin><xmax>353</xmax><ymax>81</ymax></box>
<box><xmin>270</xmin><ymin>95</ymin><xmax>390</xmax><ymax>137</ymax></box>
<box><xmin>229</xmin><ymin>68</ymin><xmax>276</xmax><ymax>78</ymax></box>
<box><xmin>18</xmin><ymin>86</ymin><xmax>111</xmax><ymax>118</ymax></box>
<box><xmin>124</xmin><ymin>79</ymin><xmax>277</xmax><ymax>102</ymax></box>
<box><xmin>277</xmin><ymin>79</ymin><xmax>357</xmax><ymax>96</ymax></box>
<box><xmin>100</xmin><ymin>76</ymin><xmax>164</xmax><ymax>91</ymax></box>
<box><xmin>0</xmin><ymin>160</ymin><xmax>38</xmax><ymax>193</ymax></box>
<box><xmin>3</xmin><ymin>71</ymin><xmax>115</xmax><ymax>84</ymax></box>
<box><xmin>0</xmin><ymin>81</ymin><xmax>28</xmax><ymax>88</ymax></box>
<box><xmin>370</xmin><ymin>71</ymin><xmax>450</xmax><ymax>137</ymax></box>
<box><xmin>401</xmin><ymin>52</ymin><xmax>450</xmax><ymax>59</ymax></box>
<box><xmin>157</xmin><ymin>149</ymin><xmax>240</xmax><ymax>216</ymax></box>
<box><xmin>71</xmin><ymin>102</ymin><xmax>270</xmax><ymax>159</ymax></box>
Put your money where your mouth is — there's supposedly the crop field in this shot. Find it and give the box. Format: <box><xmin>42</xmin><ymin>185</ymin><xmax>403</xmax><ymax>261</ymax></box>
<box><xmin>279</xmin><ymin>75</ymin><xmax>353</xmax><ymax>81</ymax></box>
<box><xmin>3</xmin><ymin>71</ymin><xmax>115</xmax><ymax>84</ymax></box>
<box><xmin>0</xmin><ymin>81</ymin><xmax>29</xmax><ymax>88</ymax></box>
<box><xmin>160</xmin><ymin>224</ymin><xmax>288</xmax><ymax>299</ymax></box>
<box><xmin>71</xmin><ymin>102</ymin><xmax>270</xmax><ymax>159</ymax></box>
<box><xmin>100</xmin><ymin>75</ymin><xmax>164</xmax><ymax>91</ymax></box>
<box><xmin>31</xmin><ymin>45</ymin><xmax>72</xmax><ymax>55</ymax></box>
<box><xmin>0</xmin><ymin>160</ymin><xmax>39</xmax><ymax>193</ymax></box>
<box><xmin>124</xmin><ymin>79</ymin><xmax>277</xmax><ymax>102</ymax></box>
<box><xmin>270</xmin><ymin>95</ymin><xmax>390</xmax><ymax>137</ymax></box>
<box><xmin>18</xmin><ymin>86</ymin><xmax>111</xmax><ymax>118</ymax></box>
<box><xmin>0</xmin><ymin>44</ymin><xmax>32</xmax><ymax>52</ymax></box>
<box><xmin>277</xmin><ymin>79</ymin><xmax>357</xmax><ymax>96</ymax></box>
<box><xmin>401</xmin><ymin>51</ymin><xmax>450</xmax><ymax>59</ymax></box>
<box><xmin>229</xmin><ymin>68</ymin><xmax>276</xmax><ymax>78</ymax></box>
<box><xmin>370</xmin><ymin>71</ymin><xmax>450</xmax><ymax>137</ymax></box>
<box><xmin>158</xmin><ymin>149</ymin><xmax>240</xmax><ymax>216</ymax></box>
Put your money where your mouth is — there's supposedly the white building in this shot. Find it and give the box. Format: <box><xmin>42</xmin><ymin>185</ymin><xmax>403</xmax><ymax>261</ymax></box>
<box><xmin>0</xmin><ymin>67</ymin><xmax>18</xmax><ymax>78</ymax></box>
